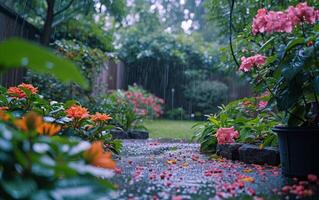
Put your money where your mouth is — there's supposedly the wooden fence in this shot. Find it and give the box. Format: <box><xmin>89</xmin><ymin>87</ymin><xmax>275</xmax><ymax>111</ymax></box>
<box><xmin>0</xmin><ymin>3</ymin><xmax>40</xmax><ymax>87</ymax></box>
<box><xmin>92</xmin><ymin>59</ymin><xmax>125</xmax><ymax>96</ymax></box>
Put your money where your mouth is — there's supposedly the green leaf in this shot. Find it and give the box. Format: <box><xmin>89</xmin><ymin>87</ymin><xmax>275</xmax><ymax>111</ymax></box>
<box><xmin>288</xmin><ymin>104</ymin><xmax>305</xmax><ymax>127</ymax></box>
<box><xmin>1</xmin><ymin>177</ymin><xmax>37</xmax><ymax>199</ymax></box>
<box><xmin>258</xmin><ymin>37</ymin><xmax>275</xmax><ymax>52</ymax></box>
<box><xmin>284</xmin><ymin>37</ymin><xmax>304</xmax><ymax>55</ymax></box>
<box><xmin>0</xmin><ymin>38</ymin><xmax>88</xmax><ymax>88</ymax></box>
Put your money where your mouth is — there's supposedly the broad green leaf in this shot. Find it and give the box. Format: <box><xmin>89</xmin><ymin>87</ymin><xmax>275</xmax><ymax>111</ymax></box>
<box><xmin>285</xmin><ymin>37</ymin><xmax>304</xmax><ymax>55</ymax></box>
<box><xmin>0</xmin><ymin>38</ymin><xmax>88</xmax><ymax>88</ymax></box>
<box><xmin>1</xmin><ymin>177</ymin><xmax>37</xmax><ymax>199</ymax></box>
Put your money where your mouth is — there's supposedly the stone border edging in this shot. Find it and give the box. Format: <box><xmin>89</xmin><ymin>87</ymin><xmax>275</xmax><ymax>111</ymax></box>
<box><xmin>216</xmin><ymin>143</ymin><xmax>280</xmax><ymax>166</ymax></box>
<box><xmin>110</xmin><ymin>129</ymin><xmax>149</xmax><ymax>139</ymax></box>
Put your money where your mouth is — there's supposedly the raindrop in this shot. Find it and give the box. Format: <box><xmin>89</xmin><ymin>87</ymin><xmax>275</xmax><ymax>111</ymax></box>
<box><xmin>45</xmin><ymin>62</ymin><xmax>54</xmax><ymax>69</ymax></box>
<box><xmin>21</xmin><ymin>57</ymin><xmax>29</xmax><ymax>66</ymax></box>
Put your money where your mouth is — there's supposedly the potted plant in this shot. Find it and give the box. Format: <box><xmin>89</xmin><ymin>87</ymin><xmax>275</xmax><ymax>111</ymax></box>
<box><xmin>238</xmin><ymin>2</ymin><xmax>319</xmax><ymax>177</ymax></box>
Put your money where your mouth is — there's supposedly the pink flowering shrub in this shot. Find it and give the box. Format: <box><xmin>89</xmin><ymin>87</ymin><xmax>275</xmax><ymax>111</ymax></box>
<box><xmin>215</xmin><ymin>127</ymin><xmax>240</xmax><ymax>144</ymax></box>
<box><xmin>252</xmin><ymin>2</ymin><xmax>319</xmax><ymax>35</ymax></box>
<box><xmin>124</xmin><ymin>85</ymin><xmax>164</xmax><ymax>118</ymax></box>
<box><xmin>240</xmin><ymin>54</ymin><xmax>266</xmax><ymax>72</ymax></box>
<box><xmin>239</xmin><ymin>1</ymin><xmax>319</xmax><ymax>129</ymax></box>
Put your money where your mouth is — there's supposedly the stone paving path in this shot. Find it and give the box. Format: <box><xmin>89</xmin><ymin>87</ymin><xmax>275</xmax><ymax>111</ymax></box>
<box><xmin>110</xmin><ymin>139</ymin><xmax>319</xmax><ymax>200</ymax></box>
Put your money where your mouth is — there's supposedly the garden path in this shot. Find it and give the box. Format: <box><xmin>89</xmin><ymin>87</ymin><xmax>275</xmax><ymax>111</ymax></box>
<box><xmin>110</xmin><ymin>139</ymin><xmax>318</xmax><ymax>200</ymax></box>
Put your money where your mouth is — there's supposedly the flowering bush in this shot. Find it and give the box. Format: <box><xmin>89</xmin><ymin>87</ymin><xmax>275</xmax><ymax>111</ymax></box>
<box><xmin>193</xmin><ymin>97</ymin><xmax>280</xmax><ymax>153</ymax></box>
<box><xmin>252</xmin><ymin>3</ymin><xmax>319</xmax><ymax>35</ymax></box>
<box><xmin>0</xmin><ymin>83</ymin><xmax>121</xmax><ymax>153</ymax></box>
<box><xmin>0</xmin><ymin>111</ymin><xmax>116</xmax><ymax>199</ymax></box>
<box><xmin>124</xmin><ymin>84</ymin><xmax>164</xmax><ymax>118</ymax></box>
<box><xmin>240</xmin><ymin>2</ymin><xmax>319</xmax><ymax>127</ymax></box>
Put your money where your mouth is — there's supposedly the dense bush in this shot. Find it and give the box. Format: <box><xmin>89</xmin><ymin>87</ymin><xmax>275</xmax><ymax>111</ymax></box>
<box><xmin>0</xmin><ymin>83</ymin><xmax>120</xmax><ymax>199</ymax></box>
<box><xmin>193</xmin><ymin>97</ymin><xmax>281</xmax><ymax>153</ymax></box>
<box><xmin>93</xmin><ymin>92</ymin><xmax>144</xmax><ymax>131</ymax></box>
<box><xmin>25</xmin><ymin>39</ymin><xmax>108</xmax><ymax>104</ymax></box>
<box><xmin>184</xmin><ymin>80</ymin><xmax>229</xmax><ymax>114</ymax></box>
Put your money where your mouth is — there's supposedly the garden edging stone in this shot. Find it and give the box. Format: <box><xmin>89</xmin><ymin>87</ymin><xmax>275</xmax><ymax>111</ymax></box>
<box><xmin>216</xmin><ymin>143</ymin><xmax>243</xmax><ymax>160</ymax></box>
<box><xmin>128</xmin><ymin>130</ymin><xmax>149</xmax><ymax>139</ymax></box>
<box><xmin>217</xmin><ymin>143</ymin><xmax>280</xmax><ymax>166</ymax></box>
<box><xmin>110</xmin><ymin>130</ymin><xmax>129</xmax><ymax>139</ymax></box>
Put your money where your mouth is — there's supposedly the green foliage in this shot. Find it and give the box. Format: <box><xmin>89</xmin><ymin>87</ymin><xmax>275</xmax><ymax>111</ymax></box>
<box><xmin>234</xmin><ymin>4</ymin><xmax>319</xmax><ymax>127</ymax></box>
<box><xmin>93</xmin><ymin>92</ymin><xmax>144</xmax><ymax>131</ymax></box>
<box><xmin>56</xmin><ymin>16</ymin><xmax>114</xmax><ymax>52</ymax></box>
<box><xmin>0</xmin><ymin>84</ymin><xmax>122</xmax><ymax>154</ymax></box>
<box><xmin>184</xmin><ymin>80</ymin><xmax>229</xmax><ymax>114</ymax></box>
<box><xmin>1</xmin><ymin>0</ymin><xmax>126</xmax><ymax>29</ymax></box>
<box><xmin>164</xmin><ymin>107</ymin><xmax>186</xmax><ymax>120</ymax></box>
<box><xmin>0</xmin><ymin>120</ymin><xmax>114</xmax><ymax>199</ymax></box>
<box><xmin>25</xmin><ymin>39</ymin><xmax>109</xmax><ymax>105</ymax></box>
<box><xmin>0</xmin><ymin>38</ymin><xmax>88</xmax><ymax>88</ymax></box>
<box><xmin>193</xmin><ymin>97</ymin><xmax>281</xmax><ymax>153</ymax></box>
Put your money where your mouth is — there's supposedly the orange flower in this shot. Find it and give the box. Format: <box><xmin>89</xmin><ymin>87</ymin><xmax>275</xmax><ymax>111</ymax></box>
<box><xmin>0</xmin><ymin>111</ymin><xmax>10</xmax><ymax>121</ymax></box>
<box><xmin>65</xmin><ymin>105</ymin><xmax>89</xmax><ymax>119</ymax></box>
<box><xmin>14</xmin><ymin>112</ymin><xmax>43</xmax><ymax>132</ymax></box>
<box><xmin>18</xmin><ymin>83</ymin><xmax>38</xmax><ymax>94</ymax></box>
<box><xmin>7</xmin><ymin>87</ymin><xmax>26</xmax><ymax>99</ymax></box>
<box><xmin>91</xmin><ymin>112</ymin><xmax>112</xmax><ymax>122</ymax></box>
<box><xmin>36</xmin><ymin>122</ymin><xmax>61</xmax><ymax>136</ymax></box>
<box><xmin>83</xmin><ymin>141</ymin><xmax>116</xmax><ymax>169</ymax></box>
<box><xmin>0</xmin><ymin>106</ymin><xmax>9</xmax><ymax>111</ymax></box>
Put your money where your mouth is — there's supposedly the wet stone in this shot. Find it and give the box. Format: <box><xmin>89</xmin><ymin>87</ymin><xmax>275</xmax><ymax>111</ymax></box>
<box><xmin>128</xmin><ymin>130</ymin><xmax>149</xmax><ymax>139</ymax></box>
<box><xmin>110</xmin><ymin>129</ymin><xmax>129</xmax><ymax>139</ymax></box>
<box><xmin>238</xmin><ymin>144</ymin><xmax>280</xmax><ymax>166</ymax></box>
<box><xmin>216</xmin><ymin>143</ymin><xmax>243</xmax><ymax>160</ymax></box>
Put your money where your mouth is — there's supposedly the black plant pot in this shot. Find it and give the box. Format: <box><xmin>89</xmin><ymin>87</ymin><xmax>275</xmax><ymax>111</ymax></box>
<box><xmin>272</xmin><ymin>126</ymin><xmax>319</xmax><ymax>177</ymax></box>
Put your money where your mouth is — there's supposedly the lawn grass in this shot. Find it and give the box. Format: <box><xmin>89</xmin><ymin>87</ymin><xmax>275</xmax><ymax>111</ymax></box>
<box><xmin>144</xmin><ymin>119</ymin><xmax>197</xmax><ymax>140</ymax></box>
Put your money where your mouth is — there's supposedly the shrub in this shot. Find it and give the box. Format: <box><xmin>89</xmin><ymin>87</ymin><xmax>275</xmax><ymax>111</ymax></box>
<box><xmin>164</xmin><ymin>107</ymin><xmax>187</xmax><ymax>120</ymax></box>
<box><xmin>0</xmin><ymin>85</ymin><xmax>120</xmax><ymax>199</ymax></box>
<box><xmin>93</xmin><ymin>92</ymin><xmax>145</xmax><ymax>131</ymax></box>
<box><xmin>193</xmin><ymin>97</ymin><xmax>281</xmax><ymax>153</ymax></box>
<box><xmin>123</xmin><ymin>84</ymin><xmax>164</xmax><ymax>119</ymax></box>
<box><xmin>184</xmin><ymin>80</ymin><xmax>229</xmax><ymax>114</ymax></box>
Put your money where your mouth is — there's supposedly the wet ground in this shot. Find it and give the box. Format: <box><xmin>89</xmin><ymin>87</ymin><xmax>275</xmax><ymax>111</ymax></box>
<box><xmin>110</xmin><ymin>139</ymin><xmax>319</xmax><ymax>200</ymax></box>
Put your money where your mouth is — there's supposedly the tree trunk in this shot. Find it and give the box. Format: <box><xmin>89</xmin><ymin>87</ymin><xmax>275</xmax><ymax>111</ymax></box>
<box><xmin>41</xmin><ymin>0</ymin><xmax>55</xmax><ymax>45</ymax></box>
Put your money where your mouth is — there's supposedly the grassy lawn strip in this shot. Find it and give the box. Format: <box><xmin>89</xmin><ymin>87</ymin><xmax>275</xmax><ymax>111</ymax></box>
<box><xmin>144</xmin><ymin>119</ymin><xmax>196</xmax><ymax>140</ymax></box>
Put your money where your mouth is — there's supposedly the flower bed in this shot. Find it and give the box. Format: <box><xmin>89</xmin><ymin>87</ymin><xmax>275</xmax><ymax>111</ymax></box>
<box><xmin>0</xmin><ymin>83</ymin><xmax>121</xmax><ymax>198</ymax></box>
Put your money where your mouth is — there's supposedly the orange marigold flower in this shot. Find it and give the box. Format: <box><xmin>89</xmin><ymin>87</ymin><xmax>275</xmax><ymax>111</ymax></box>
<box><xmin>14</xmin><ymin>112</ymin><xmax>43</xmax><ymax>132</ymax></box>
<box><xmin>0</xmin><ymin>106</ymin><xmax>9</xmax><ymax>111</ymax></box>
<box><xmin>83</xmin><ymin>141</ymin><xmax>116</xmax><ymax>169</ymax></box>
<box><xmin>36</xmin><ymin>122</ymin><xmax>61</xmax><ymax>136</ymax></box>
<box><xmin>0</xmin><ymin>111</ymin><xmax>10</xmax><ymax>121</ymax></box>
<box><xmin>65</xmin><ymin>105</ymin><xmax>89</xmax><ymax>119</ymax></box>
<box><xmin>7</xmin><ymin>87</ymin><xmax>26</xmax><ymax>99</ymax></box>
<box><xmin>91</xmin><ymin>112</ymin><xmax>112</xmax><ymax>122</ymax></box>
<box><xmin>18</xmin><ymin>83</ymin><xmax>38</xmax><ymax>94</ymax></box>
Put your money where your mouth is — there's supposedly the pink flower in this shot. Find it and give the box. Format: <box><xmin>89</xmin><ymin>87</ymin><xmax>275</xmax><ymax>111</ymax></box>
<box><xmin>252</xmin><ymin>3</ymin><xmax>318</xmax><ymax>35</ymax></box>
<box><xmin>308</xmin><ymin>174</ymin><xmax>318</xmax><ymax>182</ymax></box>
<box><xmin>288</xmin><ymin>3</ymin><xmax>318</xmax><ymax>25</ymax></box>
<box><xmin>215</xmin><ymin>127</ymin><xmax>240</xmax><ymax>144</ymax></box>
<box><xmin>258</xmin><ymin>101</ymin><xmax>268</xmax><ymax>109</ymax></box>
<box><xmin>240</xmin><ymin>54</ymin><xmax>266</xmax><ymax>72</ymax></box>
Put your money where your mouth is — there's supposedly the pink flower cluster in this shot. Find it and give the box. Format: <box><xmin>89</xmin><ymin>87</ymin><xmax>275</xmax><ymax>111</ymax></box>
<box><xmin>215</xmin><ymin>127</ymin><xmax>240</xmax><ymax>144</ymax></box>
<box><xmin>125</xmin><ymin>91</ymin><xmax>164</xmax><ymax>117</ymax></box>
<box><xmin>252</xmin><ymin>3</ymin><xmax>319</xmax><ymax>35</ymax></box>
<box><xmin>240</xmin><ymin>54</ymin><xmax>266</xmax><ymax>72</ymax></box>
